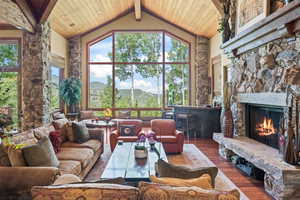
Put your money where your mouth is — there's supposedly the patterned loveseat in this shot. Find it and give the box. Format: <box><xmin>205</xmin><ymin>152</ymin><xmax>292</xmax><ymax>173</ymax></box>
<box><xmin>31</xmin><ymin>181</ymin><xmax>240</xmax><ymax>200</ymax></box>
<box><xmin>0</xmin><ymin>120</ymin><xmax>104</xmax><ymax>199</ymax></box>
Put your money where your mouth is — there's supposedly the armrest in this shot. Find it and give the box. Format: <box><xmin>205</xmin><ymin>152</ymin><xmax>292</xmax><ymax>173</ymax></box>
<box><xmin>88</xmin><ymin>128</ymin><xmax>104</xmax><ymax>142</ymax></box>
<box><xmin>0</xmin><ymin>167</ymin><xmax>59</xmax><ymax>195</ymax></box>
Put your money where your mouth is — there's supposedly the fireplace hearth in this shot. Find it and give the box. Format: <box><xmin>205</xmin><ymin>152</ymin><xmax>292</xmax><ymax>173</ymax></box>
<box><xmin>245</xmin><ymin>104</ymin><xmax>284</xmax><ymax>149</ymax></box>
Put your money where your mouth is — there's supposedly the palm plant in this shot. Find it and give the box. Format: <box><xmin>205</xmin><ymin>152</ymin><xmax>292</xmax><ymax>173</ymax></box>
<box><xmin>59</xmin><ymin>78</ymin><xmax>82</xmax><ymax>113</ymax></box>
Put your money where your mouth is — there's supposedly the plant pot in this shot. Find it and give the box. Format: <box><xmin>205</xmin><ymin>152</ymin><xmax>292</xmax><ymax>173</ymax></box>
<box><xmin>134</xmin><ymin>149</ymin><xmax>148</xmax><ymax>159</ymax></box>
<box><xmin>223</xmin><ymin>109</ymin><xmax>233</xmax><ymax>138</ymax></box>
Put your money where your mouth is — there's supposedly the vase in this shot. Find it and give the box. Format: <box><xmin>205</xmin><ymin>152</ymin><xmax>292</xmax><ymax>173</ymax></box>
<box><xmin>134</xmin><ymin>149</ymin><xmax>148</xmax><ymax>159</ymax></box>
<box><xmin>223</xmin><ymin>109</ymin><xmax>233</xmax><ymax>138</ymax></box>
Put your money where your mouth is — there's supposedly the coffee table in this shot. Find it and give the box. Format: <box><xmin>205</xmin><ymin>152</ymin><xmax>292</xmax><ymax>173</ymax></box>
<box><xmin>101</xmin><ymin>142</ymin><xmax>167</xmax><ymax>183</ymax></box>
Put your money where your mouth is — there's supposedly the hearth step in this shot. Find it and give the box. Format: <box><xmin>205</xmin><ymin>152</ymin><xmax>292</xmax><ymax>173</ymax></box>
<box><xmin>231</xmin><ymin>155</ymin><xmax>265</xmax><ymax>181</ymax></box>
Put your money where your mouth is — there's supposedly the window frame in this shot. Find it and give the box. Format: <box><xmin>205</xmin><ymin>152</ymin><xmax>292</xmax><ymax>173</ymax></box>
<box><xmin>86</xmin><ymin>30</ymin><xmax>191</xmax><ymax>115</ymax></box>
<box><xmin>0</xmin><ymin>37</ymin><xmax>22</xmax><ymax>128</ymax></box>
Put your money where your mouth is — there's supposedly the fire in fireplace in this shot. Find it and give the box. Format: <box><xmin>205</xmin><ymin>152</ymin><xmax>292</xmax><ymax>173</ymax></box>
<box><xmin>246</xmin><ymin>104</ymin><xmax>283</xmax><ymax>149</ymax></box>
<box><xmin>256</xmin><ymin>117</ymin><xmax>276</xmax><ymax>136</ymax></box>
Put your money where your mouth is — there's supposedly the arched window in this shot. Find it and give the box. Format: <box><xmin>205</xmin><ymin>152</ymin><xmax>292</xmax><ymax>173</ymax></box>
<box><xmin>88</xmin><ymin>31</ymin><xmax>190</xmax><ymax>117</ymax></box>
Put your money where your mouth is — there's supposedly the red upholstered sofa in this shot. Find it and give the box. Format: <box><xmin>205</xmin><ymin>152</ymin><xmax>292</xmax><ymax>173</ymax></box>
<box><xmin>150</xmin><ymin>119</ymin><xmax>184</xmax><ymax>154</ymax></box>
<box><xmin>110</xmin><ymin>119</ymin><xmax>144</xmax><ymax>151</ymax></box>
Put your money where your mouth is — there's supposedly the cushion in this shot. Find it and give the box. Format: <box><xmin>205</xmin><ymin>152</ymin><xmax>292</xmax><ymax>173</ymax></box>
<box><xmin>118</xmin><ymin>136</ymin><xmax>139</xmax><ymax>142</ymax></box>
<box><xmin>150</xmin><ymin>174</ymin><xmax>212</xmax><ymax>189</ymax></box>
<box><xmin>56</xmin><ymin>147</ymin><xmax>94</xmax><ymax>168</ymax></box>
<box><xmin>157</xmin><ymin>135</ymin><xmax>177</xmax><ymax>143</ymax></box>
<box><xmin>80</xmin><ymin>111</ymin><xmax>95</xmax><ymax>120</ymax></box>
<box><xmin>63</xmin><ymin>122</ymin><xmax>74</xmax><ymax>142</ymax></box>
<box><xmin>61</xmin><ymin>139</ymin><xmax>101</xmax><ymax>153</ymax></box>
<box><xmin>120</xmin><ymin>125</ymin><xmax>136</xmax><ymax>136</ymax></box>
<box><xmin>58</xmin><ymin>160</ymin><xmax>82</xmax><ymax>176</ymax></box>
<box><xmin>53</xmin><ymin>174</ymin><xmax>81</xmax><ymax>185</ymax></box>
<box><xmin>49</xmin><ymin>130</ymin><xmax>62</xmax><ymax>153</ymax></box>
<box><xmin>33</xmin><ymin>125</ymin><xmax>55</xmax><ymax>139</ymax></box>
<box><xmin>22</xmin><ymin>137</ymin><xmax>60</xmax><ymax>167</ymax></box>
<box><xmin>139</xmin><ymin>182</ymin><xmax>240</xmax><ymax>200</ymax></box>
<box><xmin>53</xmin><ymin>118</ymin><xmax>69</xmax><ymax>130</ymax></box>
<box><xmin>53</xmin><ymin>112</ymin><xmax>66</xmax><ymax>120</ymax></box>
<box><xmin>10</xmin><ymin>130</ymin><xmax>37</xmax><ymax>145</ymax></box>
<box><xmin>156</xmin><ymin>159</ymin><xmax>218</xmax><ymax>187</ymax></box>
<box><xmin>7</xmin><ymin>145</ymin><xmax>26</xmax><ymax>166</ymax></box>
<box><xmin>32</xmin><ymin>183</ymin><xmax>139</xmax><ymax>200</ymax></box>
<box><xmin>72</xmin><ymin>122</ymin><xmax>90</xmax><ymax>143</ymax></box>
<box><xmin>0</xmin><ymin>144</ymin><xmax>10</xmax><ymax>166</ymax></box>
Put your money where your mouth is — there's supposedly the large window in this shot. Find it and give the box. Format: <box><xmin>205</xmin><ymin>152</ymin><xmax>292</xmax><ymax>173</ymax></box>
<box><xmin>0</xmin><ymin>39</ymin><xmax>21</xmax><ymax>129</ymax></box>
<box><xmin>50</xmin><ymin>66</ymin><xmax>64</xmax><ymax>111</ymax></box>
<box><xmin>88</xmin><ymin>31</ymin><xmax>190</xmax><ymax>117</ymax></box>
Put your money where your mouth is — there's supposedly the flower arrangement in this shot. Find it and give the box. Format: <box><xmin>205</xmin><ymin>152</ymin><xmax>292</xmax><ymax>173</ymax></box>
<box><xmin>104</xmin><ymin>108</ymin><xmax>112</xmax><ymax>118</ymax></box>
<box><xmin>134</xmin><ymin>134</ymin><xmax>148</xmax><ymax>159</ymax></box>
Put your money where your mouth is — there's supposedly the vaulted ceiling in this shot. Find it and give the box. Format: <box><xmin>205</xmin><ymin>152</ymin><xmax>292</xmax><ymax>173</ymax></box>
<box><xmin>48</xmin><ymin>0</ymin><xmax>221</xmax><ymax>38</ymax></box>
<box><xmin>1</xmin><ymin>0</ymin><xmax>221</xmax><ymax>38</ymax></box>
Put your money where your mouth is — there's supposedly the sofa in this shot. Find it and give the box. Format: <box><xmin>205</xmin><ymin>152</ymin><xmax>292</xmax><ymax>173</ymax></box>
<box><xmin>110</xmin><ymin>119</ymin><xmax>144</xmax><ymax>151</ymax></box>
<box><xmin>0</xmin><ymin>119</ymin><xmax>104</xmax><ymax>199</ymax></box>
<box><xmin>150</xmin><ymin>119</ymin><xmax>184</xmax><ymax>154</ymax></box>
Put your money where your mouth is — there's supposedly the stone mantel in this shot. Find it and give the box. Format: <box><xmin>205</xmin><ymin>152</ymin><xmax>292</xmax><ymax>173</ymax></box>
<box><xmin>237</xmin><ymin>93</ymin><xmax>288</xmax><ymax>107</ymax></box>
<box><xmin>221</xmin><ymin>1</ymin><xmax>300</xmax><ymax>56</ymax></box>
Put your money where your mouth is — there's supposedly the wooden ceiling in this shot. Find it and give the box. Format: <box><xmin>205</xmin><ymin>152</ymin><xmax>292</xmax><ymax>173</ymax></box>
<box><xmin>49</xmin><ymin>0</ymin><xmax>221</xmax><ymax>38</ymax></box>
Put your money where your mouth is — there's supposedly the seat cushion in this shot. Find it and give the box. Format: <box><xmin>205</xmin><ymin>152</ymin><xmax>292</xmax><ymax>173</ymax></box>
<box><xmin>157</xmin><ymin>136</ymin><xmax>177</xmax><ymax>143</ymax></box>
<box><xmin>61</xmin><ymin>139</ymin><xmax>101</xmax><ymax>153</ymax></box>
<box><xmin>56</xmin><ymin>148</ymin><xmax>94</xmax><ymax>168</ymax></box>
<box><xmin>118</xmin><ymin>136</ymin><xmax>139</xmax><ymax>142</ymax></box>
<box><xmin>58</xmin><ymin>160</ymin><xmax>82</xmax><ymax>176</ymax></box>
<box><xmin>150</xmin><ymin>174</ymin><xmax>213</xmax><ymax>190</ymax></box>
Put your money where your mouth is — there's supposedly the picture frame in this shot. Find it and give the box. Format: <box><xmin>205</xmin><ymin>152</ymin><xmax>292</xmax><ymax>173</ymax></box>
<box><xmin>236</xmin><ymin>0</ymin><xmax>270</xmax><ymax>33</ymax></box>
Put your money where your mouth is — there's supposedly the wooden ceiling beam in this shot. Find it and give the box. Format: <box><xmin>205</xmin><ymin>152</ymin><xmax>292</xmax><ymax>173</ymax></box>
<box><xmin>13</xmin><ymin>0</ymin><xmax>37</xmax><ymax>30</ymax></box>
<box><xmin>211</xmin><ymin>0</ymin><xmax>223</xmax><ymax>16</ymax></box>
<box><xmin>39</xmin><ymin>0</ymin><xmax>58</xmax><ymax>24</ymax></box>
<box><xmin>134</xmin><ymin>0</ymin><xmax>142</xmax><ymax>21</ymax></box>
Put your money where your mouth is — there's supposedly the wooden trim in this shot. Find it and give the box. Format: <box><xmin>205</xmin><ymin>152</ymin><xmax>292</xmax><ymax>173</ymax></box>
<box><xmin>86</xmin><ymin>30</ymin><xmax>191</xmax><ymax>113</ymax></box>
<box><xmin>134</xmin><ymin>0</ymin><xmax>142</xmax><ymax>21</ymax></box>
<box><xmin>222</xmin><ymin>1</ymin><xmax>300</xmax><ymax>55</ymax></box>
<box><xmin>50</xmin><ymin>53</ymin><xmax>65</xmax><ymax>68</ymax></box>
<box><xmin>210</xmin><ymin>0</ymin><xmax>223</xmax><ymax>16</ymax></box>
<box><xmin>39</xmin><ymin>0</ymin><xmax>58</xmax><ymax>23</ymax></box>
<box><xmin>0</xmin><ymin>24</ymin><xmax>18</xmax><ymax>30</ymax></box>
<box><xmin>211</xmin><ymin>55</ymin><xmax>222</xmax><ymax>98</ymax></box>
<box><xmin>12</xmin><ymin>0</ymin><xmax>36</xmax><ymax>32</ymax></box>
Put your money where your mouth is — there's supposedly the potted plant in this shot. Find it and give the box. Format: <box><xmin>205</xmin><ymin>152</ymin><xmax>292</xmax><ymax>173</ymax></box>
<box><xmin>59</xmin><ymin>78</ymin><xmax>82</xmax><ymax>113</ymax></box>
<box><xmin>222</xmin><ymin>82</ymin><xmax>233</xmax><ymax>138</ymax></box>
<box><xmin>134</xmin><ymin>135</ymin><xmax>148</xmax><ymax>159</ymax></box>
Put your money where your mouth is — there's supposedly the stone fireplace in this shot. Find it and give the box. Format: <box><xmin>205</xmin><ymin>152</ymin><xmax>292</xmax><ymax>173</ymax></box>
<box><xmin>213</xmin><ymin>2</ymin><xmax>300</xmax><ymax>200</ymax></box>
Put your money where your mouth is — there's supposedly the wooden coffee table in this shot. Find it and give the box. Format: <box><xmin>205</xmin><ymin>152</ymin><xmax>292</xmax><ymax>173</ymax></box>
<box><xmin>101</xmin><ymin>142</ymin><xmax>167</xmax><ymax>183</ymax></box>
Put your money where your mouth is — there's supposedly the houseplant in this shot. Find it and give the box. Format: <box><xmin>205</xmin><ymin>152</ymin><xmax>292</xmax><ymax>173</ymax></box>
<box><xmin>222</xmin><ymin>82</ymin><xmax>233</xmax><ymax>138</ymax></box>
<box><xmin>59</xmin><ymin>78</ymin><xmax>82</xmax><ymax>113</ymax></box>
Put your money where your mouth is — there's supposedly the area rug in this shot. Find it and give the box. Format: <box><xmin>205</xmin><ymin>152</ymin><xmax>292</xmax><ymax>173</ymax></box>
<box><xmin>86</xmin><ymin>144</ymin><xmax>249</xmax><ymax>200</ymax></box>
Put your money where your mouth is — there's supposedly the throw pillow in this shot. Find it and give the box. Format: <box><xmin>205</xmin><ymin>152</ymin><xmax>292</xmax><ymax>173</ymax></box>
<box><xmin>64</xmin><ymin>122</ymin><xmax>74</xmax><ymax>142</ymax></box>
<box><xmin>52</xmin><ymin>118</ymin><xmax>69</xmax><ymax>130</ymax></box>
<box><xmin>49</xmin><ymin>130</ymin><xmax>62</xmax><ymax>153</ymax></box>
<box><xmin>120</xmin><ymin>125</ymin><xmax>136</xmax><ymax>136</ymax></box>
<box><xmin>53</xmin><ymin>174</ymin><xmax>82</xmax><ymax>185</ymax></box>
<box><xmin>0</xmin><ymin>144</ymin><xmax>10</xmax><ymax>166</ymax></box>
<box><xmin>72</xmin><ymin>122</ymin><xmax>90</xmax><ymax>143</ymax></box>
<box><xmin>22</xmin><ymin>136</ymin><xmax>59</xmax><ymax>167</ymax></box>
<box><xmin>156</xmin><ymin>159</ymin><xmax>218</xmax><ymax>187</ymax></box>
<box><xmin>139</xmin><ymin>182</ymin><xmax>240</xmax><ymax>200</ymax></box>
<box><xmin>150</xmin><ymin>174</ymin><xmax>213</xmax><ymax>190</ymax></box>
<box><xmin>7</xmin><ymin>145</ymin><xmax>26</xmax><ymax>166</ymax></box>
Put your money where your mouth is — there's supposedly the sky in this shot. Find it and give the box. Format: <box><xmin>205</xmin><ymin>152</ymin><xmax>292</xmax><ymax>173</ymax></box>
<box><xmin>88</xmin><ymin>33</ymin><xmax>188</xmax><ymax>95</ymax></box>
